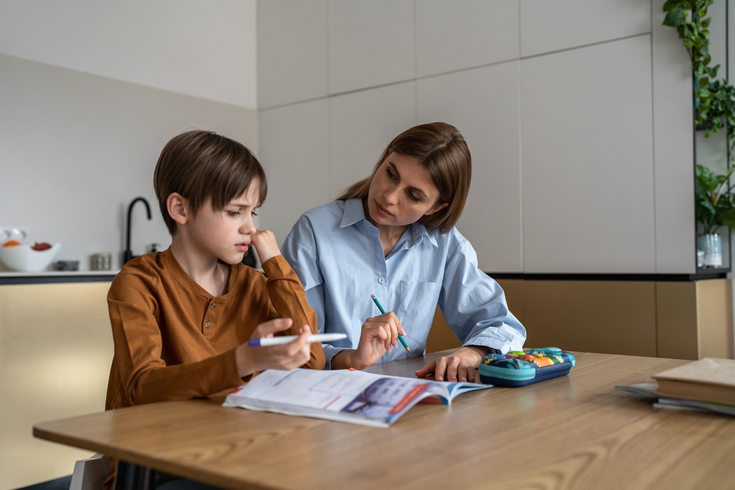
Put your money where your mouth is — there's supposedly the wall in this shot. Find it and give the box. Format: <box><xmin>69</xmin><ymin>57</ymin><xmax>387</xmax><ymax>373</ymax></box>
<box><xmin>0</xmin><ymin>1</ymin><xmax>259</xmax><ymax>272</ymax></box>
<box><xmin>257</xmin><ymin>0</ymin><xmax>696</xmax><ymax>274</ymax></box>
<box><xmin>0</xmin><ymin>0</ymin><xmax>257</xmax><ymax>109</ymax></box>
<box><xmin>0</xmin><ymin>53</ymin><xmax>259</xmax><ymax>272</ymax></box>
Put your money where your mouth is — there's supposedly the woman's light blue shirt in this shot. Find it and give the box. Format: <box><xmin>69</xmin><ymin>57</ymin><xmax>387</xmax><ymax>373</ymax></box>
<box><xmin>281</xmin><ymin>199</ymin><xmax>526</xmax><ymax>368</ymax></box>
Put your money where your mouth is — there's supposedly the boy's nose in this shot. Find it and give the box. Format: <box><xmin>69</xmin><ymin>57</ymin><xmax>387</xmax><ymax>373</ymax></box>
<box><xmin>241</xmin><ymin>220</ymin><xmax>256</xmax><ymax>235</ymax></box>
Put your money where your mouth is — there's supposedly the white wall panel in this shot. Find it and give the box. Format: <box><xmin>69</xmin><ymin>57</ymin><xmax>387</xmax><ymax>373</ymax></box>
<box><xmin>329</xmin><ymin>82</ymin><xmax>416</xmax><ymax>198</ymax></box>
<box><xmin>258</xmin><ymin>100</ymin><xmax>330</xmax><ymax>246</ymax></box>
<box><xmin>652</xmin><ymin>0</ymin><xmax>695</xmax><ymax>273</ymax></box>
<box><xmin>520</xmin><ymin>0</ymin><xmax>650</xmax><ymax>57</ymax></box>
<box><xmin>328</xmin><ymin>0</ymin><xmax>414</xmax><ymax>94</ymax></box>
<box><xmin>417</xmin><ymin>63</ymin><xmax>522</xmax><ymax>272</ymax></box>
<box><xmin>522</xmin><ymin>36</ymin><xmax>655</xmax><ymax>273</ymax></box>
<box><xmin>415</xmin><ymin>0</ymin><xmax>519</xmax><ymax>77</ymax></box>
<box><xmin>0</xmin><ymin>0</ymin><xmax>258</xmax><ymax>108</ymax></box>
<box><xmin>258</xmin><ymin>0</ymin><xmax>328</xmax><ymax>108</ymax></box>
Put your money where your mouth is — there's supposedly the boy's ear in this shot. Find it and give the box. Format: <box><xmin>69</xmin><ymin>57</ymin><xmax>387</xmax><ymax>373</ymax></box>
<box><xmin>424</xmin><ymin>201</ymin><xmax>449</xmax><ymax>217</ymax></box>
<box><xmin>167</xmin><ymin>193</ymin><xmax>189</xmax><ymax>226</ymax></box>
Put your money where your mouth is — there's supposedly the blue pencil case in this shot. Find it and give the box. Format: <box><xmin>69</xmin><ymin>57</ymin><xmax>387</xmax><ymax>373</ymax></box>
<box><xmin>478</xmin><ymin>347</ymin><xmax>575</xmax><ymax>387</ymax></box>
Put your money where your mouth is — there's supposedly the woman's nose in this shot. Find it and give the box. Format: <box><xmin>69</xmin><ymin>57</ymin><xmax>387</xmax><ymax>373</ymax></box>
<box><xmin>384</xmin><ymin>186</ymin><xmax>400</xmax><ymax>204</ymax></box>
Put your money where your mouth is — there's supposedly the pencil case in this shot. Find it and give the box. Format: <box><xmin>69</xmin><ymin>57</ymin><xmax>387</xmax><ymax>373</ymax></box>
<box><xmin>478</xmin><ymin>347</ymin><xmax>575</xmax><ymax>387</ymax></box>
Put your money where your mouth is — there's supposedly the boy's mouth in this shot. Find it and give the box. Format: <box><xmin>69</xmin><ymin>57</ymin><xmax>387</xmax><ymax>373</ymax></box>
<box><xmin>236</xmin><ymin>242</ymin><xmax>251</xmax><ymax>252</ymax></box>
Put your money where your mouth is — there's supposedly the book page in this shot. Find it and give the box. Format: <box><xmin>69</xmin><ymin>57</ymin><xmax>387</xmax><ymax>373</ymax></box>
<box><xmin>223</xmin><ymin>369</ymin><xmax>489</xmax><ymax>427</ymax></box>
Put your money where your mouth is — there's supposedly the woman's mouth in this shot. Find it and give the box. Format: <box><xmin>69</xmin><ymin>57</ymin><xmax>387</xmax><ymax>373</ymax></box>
<box><xmin>375</xmin><ymin>201</ymin><xmax>393</xmax><ymax>217</ymax></box>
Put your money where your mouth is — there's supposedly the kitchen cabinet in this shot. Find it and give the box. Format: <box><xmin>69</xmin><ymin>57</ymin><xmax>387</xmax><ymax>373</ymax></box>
<box><xmin>0</xmin><ymin>282</ymin><xmax>113</xmax><ymax>489</ymax></box>
<box><xmin>427</xmin><ymin>278</ymin><xmax>733</xmax><ymax>360</ymax></box>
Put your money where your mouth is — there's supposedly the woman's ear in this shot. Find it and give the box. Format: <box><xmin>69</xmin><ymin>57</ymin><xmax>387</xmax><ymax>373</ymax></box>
<box><xmin>167</xmin><ymin>193</ymin><xmax>189</xmax><ymax>226</ymax></box>
<box><xmin>424</xmin><ymin>201</ymin><xmax>449</xmax><ymax>217</ymax></box>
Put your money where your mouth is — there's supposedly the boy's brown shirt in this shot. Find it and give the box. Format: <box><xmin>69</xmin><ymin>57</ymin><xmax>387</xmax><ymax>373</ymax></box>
<box><xmin>105</xmin><ymin>248</ymin><xmax>325</xmax><ymax>410</ymax></box>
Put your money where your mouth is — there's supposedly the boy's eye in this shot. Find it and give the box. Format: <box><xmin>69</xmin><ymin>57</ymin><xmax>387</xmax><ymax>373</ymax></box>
<box><xmin>251</xmin><ymin>211</ymin><xmax>258</xmax><ymax>217</ymax></box>
<box><xmin>227</xmin><ymin>210</ymin><xmax>241</xmax><ymax>217</ymax></box>
<box><xmin>387</xmin><ymin>168</ymin><xmax>397</xmax><ymax>180</ymax></box>
<box><xmin>408</xmin><ymin>192</ymin><xmax>420</xmax><ymax>203</ymax></box>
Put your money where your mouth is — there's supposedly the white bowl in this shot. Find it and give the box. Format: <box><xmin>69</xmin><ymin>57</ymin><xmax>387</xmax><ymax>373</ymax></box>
<box><xmin>0</xmin><ymin>243</ymin><xmax>62</xmax><ymax>272</ymax></box>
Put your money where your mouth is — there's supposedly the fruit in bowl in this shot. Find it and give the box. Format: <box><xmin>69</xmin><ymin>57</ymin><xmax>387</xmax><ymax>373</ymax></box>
<box><xmin>31</xmin><ymin>242</ymin><xmax>52</xmax><ymax>251</ymax></box>
<box><xmin>0</xmin><ymin>242</ymin><xmax>62</xmax><ymax>272</ymax></box>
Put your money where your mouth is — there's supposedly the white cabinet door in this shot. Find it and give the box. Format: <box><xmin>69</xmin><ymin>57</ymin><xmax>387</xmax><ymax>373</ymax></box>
<box><xmin>522</xmin><ymin>35</ymin><xmax>655</xmax><ymax>273</ymax></box>
<box><xmin>417</xmin><ymin>62</ymin><xmax>522</xmax><ymax>273</ymax></box>
<box><xmin>259</xmin><ymin>99</ymin><xmax>331</xmax><ymax>245</ymax></box>
<box><xmin>520</xmin><ymin>0</ymin><xmax>651</xmax><ymax>57</ymax></box>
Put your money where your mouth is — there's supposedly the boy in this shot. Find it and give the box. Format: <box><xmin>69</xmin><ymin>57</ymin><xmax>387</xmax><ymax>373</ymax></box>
<box><xmin>104</xmin><ymin>130</ymin><xmax>324</xmax><ymax>488</ymax></box>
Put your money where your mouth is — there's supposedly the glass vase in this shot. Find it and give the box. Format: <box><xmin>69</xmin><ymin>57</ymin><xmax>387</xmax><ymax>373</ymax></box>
<box><xmin>696</xmin><ymin>234</ymin><xmax>722</xmax><ymax>268</ymax></box>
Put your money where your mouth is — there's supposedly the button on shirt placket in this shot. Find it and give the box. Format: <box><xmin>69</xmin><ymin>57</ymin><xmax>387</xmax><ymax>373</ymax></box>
<box><xmin>370</xmin><ymin>224</ymin><xmax>390</xmax><ymax>299</ymax></box>
<box><xmin>203</xmin><ymin>300</ymin><xmax>218</xmax><ymax>335</ymax></box>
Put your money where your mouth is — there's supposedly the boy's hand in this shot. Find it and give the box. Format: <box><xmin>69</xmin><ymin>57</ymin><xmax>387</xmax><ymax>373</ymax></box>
<box><xmin>332</xmin><ymin>312</ymin><xmax>405</xmax><ymax>370</ymax></box>
<box><xmin>414</xmin><ymin>345</ymin><xmax>489</xmax><ymax>382</ymax></box>
<box><xmin>250</xmin><ymin>229</ymin><xmax>281</xmax><ymax>264</ymax></box>
<box><xmin>236</xmin><ymin>318</ymin><xmax>311</xmax><ymax>377</ymax></box>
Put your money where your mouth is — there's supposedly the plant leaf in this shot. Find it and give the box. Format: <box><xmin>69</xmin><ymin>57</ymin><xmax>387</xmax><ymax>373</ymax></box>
<box><xmin>663</xmin><ymin>8</ymin><xmax>687</xmax><ymax>27</ymax></box>
<box><xmin>719</xmin><ymin>209</ymin><xmax>735</xmax><ymax>229</ymax></box>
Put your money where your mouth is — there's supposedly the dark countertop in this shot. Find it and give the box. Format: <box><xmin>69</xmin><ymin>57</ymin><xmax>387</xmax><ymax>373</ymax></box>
<box><xmin>0</xmin><ymin>270</ymin><xmax>119</xmax><ymax>285</ymax></box>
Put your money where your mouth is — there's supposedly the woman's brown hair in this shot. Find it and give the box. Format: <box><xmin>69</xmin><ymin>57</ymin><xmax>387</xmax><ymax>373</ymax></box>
<box><xmin>336</xmin><ymin>122</ymin><xmax>471</xmax><ymax>234</ymax></box>
<box><xmin>154</xmin><ymin>130</ymin><xmax>267</xmax><ymax>235</ymax></box>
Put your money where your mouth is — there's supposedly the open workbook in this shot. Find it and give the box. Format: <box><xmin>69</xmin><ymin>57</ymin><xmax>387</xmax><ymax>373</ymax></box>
<box><xmin>223</xmin><ymin>368</ymin><xmax>490</xmax><ymax>428</ymax></box>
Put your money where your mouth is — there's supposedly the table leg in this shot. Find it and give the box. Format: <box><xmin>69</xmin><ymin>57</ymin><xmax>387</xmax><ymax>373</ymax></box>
<box><xmin>113</xmin><ymin>460</ymin><xmax>156</xmax><ymax>490</ymax></box>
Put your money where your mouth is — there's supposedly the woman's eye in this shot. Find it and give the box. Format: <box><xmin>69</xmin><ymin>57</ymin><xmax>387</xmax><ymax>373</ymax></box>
<box><xmin>408</xmin><ymin>192</ymin><xmax>420</xmax><ymax>203</ymax></box>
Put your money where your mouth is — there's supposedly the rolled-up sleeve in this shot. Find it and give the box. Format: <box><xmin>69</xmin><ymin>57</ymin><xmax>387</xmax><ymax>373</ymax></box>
<box><xmin>439</xmin><ymin>235</ymin><xmax>526</xmax><ymax>354</ymax></box>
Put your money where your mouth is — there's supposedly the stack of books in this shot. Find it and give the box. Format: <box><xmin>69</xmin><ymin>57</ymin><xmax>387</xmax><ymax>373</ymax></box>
<box><xmin>616</xmin><ymin>357</ymin><xmax>735</xmax><ymax>416</ymax></box>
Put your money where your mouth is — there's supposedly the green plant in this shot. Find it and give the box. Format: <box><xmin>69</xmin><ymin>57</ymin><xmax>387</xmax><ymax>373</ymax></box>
<box><xmin>664</xmin><ymin>1</ymin><xmax>735</xmax><ymax>234</ymax></box>
<box><xmin>664</xmin><ymin>0</ymin><xmax>735</xmax><ymax>152</ymax></box>
<box><xmin>663</xmin><ymin>0</ymin><xmax>735</xmax><ymax>144</ymax></box>
<box><xmin>695</xmin><ymin>164</ymin><xmax>735</xmax><ymax>234</ymax></box>
<box><xmin>663</xmin><ymin>1</ymin><xmax>719</xmax><ymax>127</ymax></box>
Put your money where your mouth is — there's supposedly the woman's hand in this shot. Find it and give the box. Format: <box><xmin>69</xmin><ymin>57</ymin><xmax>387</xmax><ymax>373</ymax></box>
<box><xmin>250</xmin><ymin>229</ymin><xmax>281</xmax><ymax>264</ymax></box>
<box><xmin>414</xmin><ymin>345</ymin><xmax>490</xmax><ymax>382</ymax></box>
<box><xmin>331</xmin><ymin>312</ymin><xmax>406</xmax><ymax>370</ymax></box>
<box><xmin>235</xmin><ymin>318</ymin><xmax>311</xmax><ymax>377</ymax></box>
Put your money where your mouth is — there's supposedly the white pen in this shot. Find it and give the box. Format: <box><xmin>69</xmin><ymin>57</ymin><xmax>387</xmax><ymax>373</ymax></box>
<box><xmin>248</xmin><ymin>333</ymin><xmax>347</xmax><ymax>347</ymax></box>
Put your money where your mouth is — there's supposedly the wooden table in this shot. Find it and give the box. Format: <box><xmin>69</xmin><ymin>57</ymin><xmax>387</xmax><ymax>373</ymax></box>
<box><xmin>34</xmin><ymin>352</ymin><xmax>735</xmax><ymax>489</ymax></box>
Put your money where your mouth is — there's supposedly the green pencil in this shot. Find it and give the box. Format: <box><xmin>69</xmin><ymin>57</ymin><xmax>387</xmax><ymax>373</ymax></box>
<box><xmin>371</xmin><ymin>294</ymin><xmax>410</xmax><ymax>352</ymax></box>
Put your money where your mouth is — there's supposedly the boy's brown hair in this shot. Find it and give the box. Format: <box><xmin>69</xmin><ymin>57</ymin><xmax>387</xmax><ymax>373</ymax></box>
<box><xmin>154</xmin><ymin>130</ymin><xmax>267</xmax><ymax>235</ymax></box>
<box><xmin>336</xmin><ymin>122</ymin><xmax>471</xmax><ymax>234</ymax></box>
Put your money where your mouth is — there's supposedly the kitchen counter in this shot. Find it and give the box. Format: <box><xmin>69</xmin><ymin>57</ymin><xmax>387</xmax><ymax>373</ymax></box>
<box><xmin>0</xmin><ymin>270</ymin><xmax>118</xmax><ymax>285</ymax></box>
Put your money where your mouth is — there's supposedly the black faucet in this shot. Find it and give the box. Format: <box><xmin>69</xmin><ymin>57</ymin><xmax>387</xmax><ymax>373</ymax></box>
<box><xmin>124</xmin><ymin>197</ymin><xmax>152</xmax><ymax>264</ymax></box>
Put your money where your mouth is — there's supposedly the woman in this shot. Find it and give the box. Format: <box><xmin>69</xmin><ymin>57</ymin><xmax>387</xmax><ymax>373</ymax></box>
<box><xmin>281</xmin><ymin>122</ymin><xmax>525</xmax><ymax>382</ymax></box>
